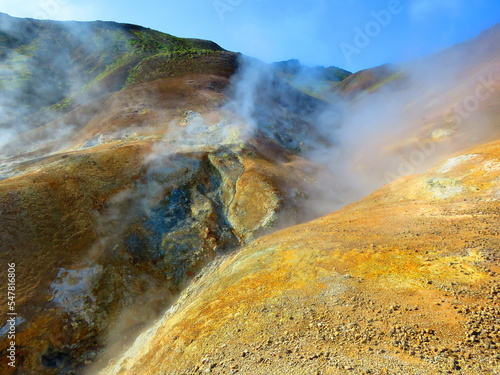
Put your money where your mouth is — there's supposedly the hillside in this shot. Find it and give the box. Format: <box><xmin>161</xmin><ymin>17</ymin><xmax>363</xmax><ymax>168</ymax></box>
<box><xmin>335</xmin><ymin>24</ymin><xmax>500</xmax><ymax>99</ymax></box>
<box><xmin>272</xmin><ymin>59</ymin><xmax>352</xmax><ymax>100</ymax></box>
<box><xmin>0</xmin><ymin>13</ymin><xmax>332</xmax><ymax>375</ymax></box>
<box><xmin>0</xmin><ymin>13</ymin><xmax>498</xmax><ymax>375</ymax></box>
<box><xmin>0</xmin><ymin>12</ymin><xmax>233</xmax><ymax>128</ymax></box>
<box><xmin>100</xmin><ymin>137</ymin><xmax>500</xmax><ymax>375</ymax></box>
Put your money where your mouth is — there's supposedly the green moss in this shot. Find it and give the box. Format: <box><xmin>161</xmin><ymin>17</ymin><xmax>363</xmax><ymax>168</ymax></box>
<box><xmin>52</xmin><ymin>97</ymin><xmax>73</xmax><ymax>111</ymax></box>
<box><xmin>0</xmin><ymin>17</ymin><xmax>228</xmax><ymax>127</ymax></box>
<box><xmin>125</xmin><ymin>49</ymin><xmax>216</xmax><ymax>85</ymax></box>
<box><xmin>277</xmin><ymin>74</ymin><xmax>335</xmax><ymax>101</ymax></box>
<box><xmin>367</xmin><ymin>73</ymin><xmax>401</xmax><ymax>92</ymax></box>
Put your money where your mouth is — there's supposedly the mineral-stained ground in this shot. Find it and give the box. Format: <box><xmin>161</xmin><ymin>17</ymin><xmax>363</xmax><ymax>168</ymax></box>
<box><xmin>0</xmin><ymin>13</ymin><xmax>499</xmax><ymax>375</ymax></box>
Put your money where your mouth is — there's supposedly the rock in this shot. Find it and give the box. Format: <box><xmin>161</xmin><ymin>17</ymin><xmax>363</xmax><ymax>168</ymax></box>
<box><xmin>97</xmin><ymin>137</ymin><xmax>500</xmax><ymax>374</ymax></box>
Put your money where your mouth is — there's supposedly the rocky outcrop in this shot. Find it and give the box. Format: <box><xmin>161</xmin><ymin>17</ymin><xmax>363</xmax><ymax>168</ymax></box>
<box><xmin>99</xmin><ymin>139</ymin><xmax>500</xmax><ymax>375</ymax></box>
<box><xmin>0</xmin><ymin>132</ymin><xmax>326</xmax><ymax>374</ymax></box>
<box><xmin>0</xmin><ymin>19</ymin><xmax>330</xmax><ymax>370</ymax></box>
<box><xmin>0</xmin><ymin>14</ymin><xmax>328</xmax><ymax>373</ymax></box>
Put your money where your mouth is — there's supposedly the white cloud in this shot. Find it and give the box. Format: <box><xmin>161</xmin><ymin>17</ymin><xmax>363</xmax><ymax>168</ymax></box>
<box><xmin>2</xmin><ymin>0</ymin><xmax>100</xmax><ymax>21</ymax></box>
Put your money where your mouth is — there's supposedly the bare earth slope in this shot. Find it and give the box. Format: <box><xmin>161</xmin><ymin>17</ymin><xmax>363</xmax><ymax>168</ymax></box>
<box><xmin>101</xmin><ymin>139</ymin><xmax>500</xmax><ymax>375</ymax></box>
<box><xmin>0</xmin><ymin>15</ymin><xmax>329</xmax><ymax>375</ymax></box>
<box><xmin>0</xmin><ymin>79</ymin><xmax>324</xmax><ymax>374</ymax></box>
<box><xmin>0</xmin><ymin>14</ymin><xmax>499</xmax><ymax>375</ymax></box>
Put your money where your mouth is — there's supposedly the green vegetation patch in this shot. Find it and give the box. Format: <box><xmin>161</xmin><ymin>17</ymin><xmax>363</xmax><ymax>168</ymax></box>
<box><xmin>367</xmin><ymin>73</ymin><xmax>402</xmax><ymax>92</ymax></box>
<box><xmin>0</xmin><ymin>17</ymin><xmax>228</xmax><ymax>126</ymax></box>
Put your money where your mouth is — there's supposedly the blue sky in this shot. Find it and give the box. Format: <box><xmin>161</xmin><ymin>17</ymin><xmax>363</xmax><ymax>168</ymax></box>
<box><xmin>2</xmin><ymin>0</ymin><xmax>499</xmax><ymax>72</ymax></box>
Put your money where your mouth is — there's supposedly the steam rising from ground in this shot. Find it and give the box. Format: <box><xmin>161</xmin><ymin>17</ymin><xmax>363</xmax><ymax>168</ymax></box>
<box><xmin>83</xmin><ymin>50</ymin><xmax>500</xmax><ymax>373</ymax></box>
<box><xmin>0</xmin><ymin>13</ymin><xmax>135</xmax><ymax>161</ymax></box>
<box><xmin>225</xmin><ymin>42</ymin><xmax>499</xmax><ymax>215</ymax></box>
<box><xmin>1</xmin><ymin>12</ymin><xmax>499</xmax><ymax>374</ymax></box>
<box><xmin>92</xmin><ymin>41</ymin><xmax>499</xmax><ymax>372</ymax></box>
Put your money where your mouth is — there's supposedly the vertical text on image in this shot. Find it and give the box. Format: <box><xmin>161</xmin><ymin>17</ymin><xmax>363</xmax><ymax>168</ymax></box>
<box><xmin>6</xmin><ymin>263</ymin><xmax>17</xmax><ymax>368</ymax></box>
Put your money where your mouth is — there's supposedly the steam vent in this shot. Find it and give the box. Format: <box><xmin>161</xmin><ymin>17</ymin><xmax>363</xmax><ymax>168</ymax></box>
<box><xmin>0</xmin><ymin>11</ymin><xmax>500</xmax><ymax>375</ymax></box>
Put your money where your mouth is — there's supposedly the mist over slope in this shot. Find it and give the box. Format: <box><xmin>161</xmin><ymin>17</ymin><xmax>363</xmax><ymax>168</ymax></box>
<box><xmin>0</xmin><ymin>11</ymin><xmax>232</xmax><ymax>155</ymax></box>
<box><xmin>219</xmin><ymin>23</ymin><xmax>500</xmax><ymax>216</ymax></box>
<box><xmin>100</xmin><ymin>137</ymin><xmax>500</xmax><ymax>375</ymax></box>
<box><xmin>307</xmin><ymin>23</ymin><xmax>500</xmax><ymax>211</ymax></box>
<box><xmin>0</xmin><ymin>12</ymin><xmax>498</xmax><ymax>375</ymax></box>
<box><xmin>0</xmin><ymin>13</ymin><xmax>340</xmax><ymax>374</ymax></box>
